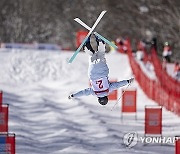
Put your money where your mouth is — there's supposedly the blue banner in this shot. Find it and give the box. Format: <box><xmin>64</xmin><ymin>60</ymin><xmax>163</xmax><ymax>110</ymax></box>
<box><xmin>0</xmin><ymin>136</ymin><xmax>6</xmax><ymax>152</ymax></box>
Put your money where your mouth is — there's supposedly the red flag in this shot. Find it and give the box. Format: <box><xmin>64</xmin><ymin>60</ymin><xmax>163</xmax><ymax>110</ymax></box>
<box><xmin>145</xmin><ymin>106</ymin><xmax>162</xmax><ymax>134</ymax></box>
<box><xmin>0</xmin><ymin>105</ymin><xmax>9</xmax><ymax>133</ymax></box>
<box><xmin>122</xmin><ymin>90</ymin><xmax>137</xmax><ymax>112</ymax></box>
<box><xmin>0</xmin><ymin>134</ymin><xmax>15</xmax><ymax>154</ymax></box>
<box><xmin>176</xmin><ymin>137</ymin><xmax>180</xmax><ymax>154</ymax></box>
<box><xmin>108</xmin><ymin>79</ymin><xmax>118</xmax><ymax>101</ymax></box>
<box><xmin>76</xmin><ymin>30</ymin><xmax>88</xmax><ymax>47</ymax></box>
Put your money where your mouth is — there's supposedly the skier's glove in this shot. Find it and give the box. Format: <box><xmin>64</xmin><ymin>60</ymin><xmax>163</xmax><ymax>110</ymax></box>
<box><xmin>68</xmin><ymin>94</ymin><xmax>74</xmax><ymax>99</ymax></box>
<box><xmin>127</xmin><ymin>77</ymin><xmax>134</xmax><ymax>84</ymax></box>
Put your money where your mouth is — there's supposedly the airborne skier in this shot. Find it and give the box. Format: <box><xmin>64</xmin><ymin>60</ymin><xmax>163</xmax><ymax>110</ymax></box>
<box><xmin>68</xmin><ymin>35</ymin><xmax>134</xmax><ymax>105</ymax></box>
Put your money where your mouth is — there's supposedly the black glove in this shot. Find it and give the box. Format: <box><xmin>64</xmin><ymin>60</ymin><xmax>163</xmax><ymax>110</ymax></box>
<box><xmin>68</xmin><ymin>94</ymin><xmax>74</xmax><ymax>99</ymax></box>
<box><xmin>127</xmin><ymin>77</ymin><xmax>134</xmax><ymax>84</ymax></box>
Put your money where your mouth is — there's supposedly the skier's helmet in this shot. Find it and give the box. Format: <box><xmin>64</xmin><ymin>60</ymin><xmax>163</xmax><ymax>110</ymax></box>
<box><xmin>98</xmin><ymin>96</ymin><xmax>108</xmax><ymax>105</ymax></box>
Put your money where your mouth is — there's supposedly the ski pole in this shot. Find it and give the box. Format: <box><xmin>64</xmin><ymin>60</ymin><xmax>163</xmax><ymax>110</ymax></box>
<box><xmin>111</xmin><ymin>82</ymin><xmax>131</xmax><ymax>111</ymax></box>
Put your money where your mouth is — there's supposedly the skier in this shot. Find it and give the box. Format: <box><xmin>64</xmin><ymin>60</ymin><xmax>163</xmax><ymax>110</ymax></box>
<box><xmin>68</xmin><ymin>35</ymin><xmax>134</xmax><ymax>105</ymax></box>
<box><xmin>162</xmin><ymin>42</ymin><xmax>172</xmax><ymax>63</ymax></box>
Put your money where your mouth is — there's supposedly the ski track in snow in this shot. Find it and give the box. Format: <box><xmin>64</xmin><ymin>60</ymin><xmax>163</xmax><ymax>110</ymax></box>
<box><xmin>0</xmin><ymin>49</ymin><xmax>179</xmax><ymax>154</ymax></box>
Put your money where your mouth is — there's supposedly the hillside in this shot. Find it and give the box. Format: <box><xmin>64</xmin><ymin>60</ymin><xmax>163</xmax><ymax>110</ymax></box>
<box><xmin>0</xmin><ymin>0</ymin><xmax>179</xmax><ymax>60</ymax></box>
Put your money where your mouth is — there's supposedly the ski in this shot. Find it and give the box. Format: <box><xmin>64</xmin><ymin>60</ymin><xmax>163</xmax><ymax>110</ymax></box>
<box><xmin>68</xmin><ymin>10</ymin><xmax>107</xmax><ymax>63</ymax></box>
<box><xmin>74</xmin><ymin>18</ymin><xmax>118</xmax><ymax>49</ymax></box>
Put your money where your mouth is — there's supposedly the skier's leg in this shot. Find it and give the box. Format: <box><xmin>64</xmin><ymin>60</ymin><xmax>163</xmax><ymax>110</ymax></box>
<box><xmin>88</xmin><ymin>36</ymin><xmax>109</xmax><ymax>79</ymax></box>
<box><xmin>83</xmin><ymin>36</ymin><xmax>95</xmax><ymax>56</ymax></box>
<box><xmin>95</xmin><ymin>34</ymin><xmax>105</xmax><ymax>53</ymax></box>
<box><xmin>94</xmin><ymin>35</ymin><xmax>106</xmax><ymax>61</ymax></box>
<box><xmin>97</xmin><ymin>42</ymin><xmax>106</xmax><ymax>53</ymax></box>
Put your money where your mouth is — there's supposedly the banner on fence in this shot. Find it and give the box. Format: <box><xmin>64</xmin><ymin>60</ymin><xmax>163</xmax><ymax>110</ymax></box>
<box><xmin>108</xmin><ymin>90</ymin><xmax>117</xmax><ymax>101</ymax></box>
<box><xmin>122</xmin><ymin>90</ymin><xmax>137</xmax><ymax>112</ymax></box>
<box><xmin>0</xmin><ymin>91</ymin><xmax>2</xmax><ymax>107</ymax></box>
<box><xmin>145</xmin><ymin>106</ymin><xmax>162</xmax><ymax>135</ymax></box>
<box><xmin>176</xmin><ymin>137</ymin><xmax>180</xmax><ymax>154</ymax></box>
<box><xmin>0</xmin><ymin>105</ymin><xmax>8</xmax><ymax>133</ymax></box>
<box><xmin>108</xmin><ymin>79</ymin><xmax>118</xmax><ymax>101</ymax></box>
<box><xmin>1</xmin><ymin>43</ymin><xmax>61</xmax><ymax>51</ymax></box>
<box><xmin>0</xmin><ymin>134</ymin><xmax>15</xmax><ymax>154</ymax></box>
<box><xmin>76</xmin><ymin>30</ymin><xmax>88</xmax><ymax>47</ymax></box>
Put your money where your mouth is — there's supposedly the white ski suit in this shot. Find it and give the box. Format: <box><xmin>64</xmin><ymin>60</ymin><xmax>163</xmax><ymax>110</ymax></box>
<box><xmin>73</xmin><ymin>41</ymin><xmax>129</xmax><ymax>98</ymax></box>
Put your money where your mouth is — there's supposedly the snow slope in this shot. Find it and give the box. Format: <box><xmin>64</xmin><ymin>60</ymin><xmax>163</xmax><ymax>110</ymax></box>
<box><xmin>0</xmin><ymin>49</ymin><xmax>179</xmax><ymax>154</ymax></box>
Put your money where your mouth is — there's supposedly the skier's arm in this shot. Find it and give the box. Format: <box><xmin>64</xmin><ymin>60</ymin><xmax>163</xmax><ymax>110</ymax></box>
<box><xmin>110</xmin><ymin>78</ymin><xmax>134</xmax><ymax>91</ymax></box>
<box><xmin>69</xmin><ymin>88</ymin><xmax>94</xmax><ymax>99</ymax></box>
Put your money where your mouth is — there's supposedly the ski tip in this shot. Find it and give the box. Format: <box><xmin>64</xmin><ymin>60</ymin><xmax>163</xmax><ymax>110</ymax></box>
<box><xmin>68</xmin><ymin>58</ymin><xmax>73</xmax><ymax>64</ymax></box>
<box><xmin>68</xmin><ymin>60</ymin><xmax>72</xmax><ymax>64</ymax></box>
<box><xmin>74</xmin><ymin>18</ymin><xmax>78</xmax><ymax>21</ymax></box>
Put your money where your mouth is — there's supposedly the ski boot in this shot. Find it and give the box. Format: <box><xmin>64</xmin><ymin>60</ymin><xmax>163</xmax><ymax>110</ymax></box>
<box><xmin>94</xmin><ymin>33</ymin><xmax>105</xmax><ymax>45</ymax></box>
<box><xmin>83</xmin><ymin>35</ymin><xmax>95</xmax><ymax>55</ymax></box>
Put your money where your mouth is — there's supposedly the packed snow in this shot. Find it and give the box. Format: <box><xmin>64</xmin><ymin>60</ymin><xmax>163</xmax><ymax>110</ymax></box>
<box><xmin>0</xmin><ymin>49</ymin><xmax>179</xmax><ymax>154</ymax></box>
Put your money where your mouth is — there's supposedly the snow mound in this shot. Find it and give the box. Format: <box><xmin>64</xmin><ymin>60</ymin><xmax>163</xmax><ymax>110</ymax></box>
<box><xmin>0</xmin><ymin>49</ymin><xmax>179</xmax><ymax>154</ymax></box>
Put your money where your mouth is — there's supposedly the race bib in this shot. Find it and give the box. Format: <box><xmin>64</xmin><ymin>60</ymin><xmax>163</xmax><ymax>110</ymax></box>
<box><xmin>90</xmin><ymin>77</ymin><xmax>109</xmax><ymax>92</ymax></box>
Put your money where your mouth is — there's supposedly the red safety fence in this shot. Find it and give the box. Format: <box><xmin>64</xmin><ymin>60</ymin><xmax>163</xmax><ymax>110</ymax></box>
<box><xmin>151</xmin><ymin>48</ymin><xmax>180</xmax><ymax>98</ymax></box>
<box><xmin>126</xmin><ymin>40</ymin><xmax>180</xmax><ymax>116</ymax></box>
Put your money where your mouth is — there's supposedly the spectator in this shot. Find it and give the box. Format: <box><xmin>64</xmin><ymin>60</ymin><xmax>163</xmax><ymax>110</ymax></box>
<box><xmin>173</xmin><ymin>62</ymin><xmax>180</xmax><ymax>80</ymax></box>
<box><xmin>162</xmin><ymin>42</ymin><xmax>172</xmax><ymax>63</ymax></box>
<box><xmin>137</xmin><ymin>40</ymin><xmax>146</xmax><ymax>51</ymax></box>
<box><xmin>136</xmin><ymin>48</ymin><xmax>144</xmax><ymax>61</ymax></box>
<box><xmin>109</xmin><ymin>41</ymin><xmax>116</xmax><ymax>53</ymax></box>
<box><xmin>115</xmin><ymin>37</ymin><xmax>127</xmax><ymax>53</ymax></box>
<box><xmin>151</xmin><ymin>37</ymin><xmax>157</xmax><ymax>51</ymax></box>
<box><xmin>145</xmin><ymin>60</ymin><xmax>154</xmax><ymax>72</ymax></box>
